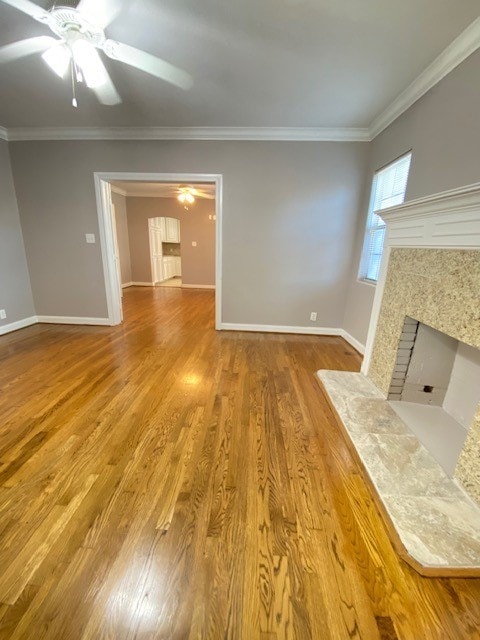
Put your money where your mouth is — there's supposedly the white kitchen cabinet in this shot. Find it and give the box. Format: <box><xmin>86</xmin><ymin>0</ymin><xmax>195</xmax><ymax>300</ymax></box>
<box><xmin>161</xmin><ymin>256</ymin><xmax>181</xmax><ymax>280</ymax></box>
<box><xmin>174</xmin><ymin>256</ymin><xmax>182</xmax><ymax>276</ymax></box>
<box><xmin>159</xmin><ymin>217</ymin><xmax>167</xmax><ymax>240</ymax></box>
<box><xmin>162</xmin><ymin>217</ymin><xmax>180</xmax><ymax>242</ymax></box>
<box><xmin>149</xmin><ymin>219</ymin><xmax>164</xmax><ymax>284</ymax></box>
<box><xmin>162</xmin><ymin>257</ymin><xmax>174</xmax><ymax>279</ymax></box>
<box><xmin>174</xmin><ymin>219</ymin><xmax>181</xmax><ymax>242</ymax></box>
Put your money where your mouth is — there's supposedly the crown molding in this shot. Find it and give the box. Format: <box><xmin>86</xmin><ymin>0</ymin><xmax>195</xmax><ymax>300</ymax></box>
<box><xmin>5</xmin><ymin>126</ymin><xmax>370</xmax><ymax>142</ymax></box>
<box><xmin>369</xmin><ymin>17</ymin><xmax>480</xmax><ymax>139</ymax></box>
<box><xmin>0</xmin><ymin>126</ymin><xmax>8</xmax><ymax>141</ymax></box>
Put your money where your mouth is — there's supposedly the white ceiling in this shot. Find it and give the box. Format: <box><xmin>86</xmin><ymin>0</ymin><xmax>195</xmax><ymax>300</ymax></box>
<box><xmin>0</xmin><ymin>0</ymin><xmax>479</xmax><ymax>132</ymax></box>
<box><xmin>111</xmin><ymin>181</ymin><xmax>216</xmax><ymax>199</ymax></box>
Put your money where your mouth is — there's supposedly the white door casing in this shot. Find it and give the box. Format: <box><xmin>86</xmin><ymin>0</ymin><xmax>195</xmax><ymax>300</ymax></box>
<box><xmin>94</xmin><ymin>172</ymin><xmax>223</xmax><ymax>328</ymax></box>
<box><xmin>110</xmin><ymin>202</ymin><xmax>124</xmax><ymax>306</ymax></box>
<box><xmin>94</xmin><ymin>179</ymin><xmax>123</xmax><ymax>325</ymax></box>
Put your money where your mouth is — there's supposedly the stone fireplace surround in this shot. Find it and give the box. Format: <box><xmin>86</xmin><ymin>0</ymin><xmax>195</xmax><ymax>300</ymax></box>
<box><xmin>318</xmin><ymin>182</ymin><xmax>480</xmax><ymax>575</ymax></box>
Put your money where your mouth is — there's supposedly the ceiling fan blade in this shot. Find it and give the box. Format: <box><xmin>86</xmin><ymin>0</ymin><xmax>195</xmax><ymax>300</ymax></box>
<box><xmin>0</xmin><ymin>0</ymin><xmax>49</xmax><ymax>22</ymax></box>
<box><xmin>91</xmin><ymin>72</ymin><xmax>122</xmax><ymax>106</ymax></box>
<box><xmin>76</xmin><ymin>0</ymin><xmax>122</xmax><ymax>29</ymax></box>
<box><xmin>72</xmin><ymin>40</ymin><xmax>121</xmax><ymax>105</ymax></box>
<box><xmin>103</xmin><ymin>40</ymin><xmax>193</xmax><ymax>90</ymax></box>
<box><xmin>0</xmin><ymin>36</ymin><xmax>58</xmax><ymax>64</ymax></box>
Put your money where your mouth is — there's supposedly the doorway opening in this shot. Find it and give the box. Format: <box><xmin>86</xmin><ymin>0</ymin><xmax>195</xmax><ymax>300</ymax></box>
<box><xmin>94</xmin><ymin>172</ymin><xmax>222</xmax><ymax>328</ymax></box>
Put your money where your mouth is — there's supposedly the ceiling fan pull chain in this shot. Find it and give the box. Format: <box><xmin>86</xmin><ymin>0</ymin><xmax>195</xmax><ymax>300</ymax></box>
<box><xmin>74</xmin><ymin>59</ymin><xmax>83</xmax><ymax>83</ymax></box>
<box><xmin>70</xmin><ymin>58</ymin><xmax>78</xmax><ymax>107</ymax></box>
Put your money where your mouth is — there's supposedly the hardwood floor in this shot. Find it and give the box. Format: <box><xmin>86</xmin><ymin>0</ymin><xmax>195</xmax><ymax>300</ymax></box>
<box><xmin>0</xmin><ymin>287</ymin><xmax>479</xmax><ymax>639</ymax></box>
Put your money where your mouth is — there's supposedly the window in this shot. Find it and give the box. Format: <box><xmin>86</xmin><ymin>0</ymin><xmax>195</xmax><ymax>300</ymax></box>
<box><xmin>359</xmin><ymin>152</ymin><xmax>412</xmax><ymax>282</ymax></box>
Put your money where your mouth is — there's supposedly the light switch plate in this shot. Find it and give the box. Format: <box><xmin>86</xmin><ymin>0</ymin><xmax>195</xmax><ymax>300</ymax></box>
<box><xmin>85</xmin><ymin>233</ymin><xmax>96</xmax><ymax>244</ymax></box>
<box><xmin>192</xmin><ymin>241</ymin><xmax>197</xmax><ymax>247</ymax></box>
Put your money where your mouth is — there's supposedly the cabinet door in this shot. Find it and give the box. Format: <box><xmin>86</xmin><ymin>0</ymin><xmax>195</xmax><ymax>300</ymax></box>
<box><xmin>159</xmin><ymin>217</ymin><xmax>167</xmax><ymax>241</ymax></box>
<box><xmin>149</xmin><ymin>220</ymin><xmax>164</xmax><ymax>283</ymax></box>
<box><xmin>175</xmin><ymin>219</ymin><xmax>181</xmax><ymax>242</ymax></box>
<box><xmin>155</xmin><ymin>256</ymin><xmax>164</xmax><ymax>282</ymax></box>
<box><xmin>165</xmin><ymin>258</ymin><xmax>175</xmax><ymax>279</ymax></box>
<box><xmin>174</xmin><ymin>257</ymin><xmax>182</xmax><ymax>276</ymax></box>
<box><xmin>165</xmin><ymin>218</ymin><xmax>175</xmax><ymax>242</ymax></box>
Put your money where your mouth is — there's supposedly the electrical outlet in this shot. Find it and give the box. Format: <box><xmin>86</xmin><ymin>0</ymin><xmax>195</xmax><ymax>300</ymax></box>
<box><xmin>85</xmin><ymin>233</ymin><xmax>96</xmax><ymax>244</ymax></box>
<box><xmin>192</xmin><ymin>241</ymin><xmax>197</xmax><ymax>247</ymax></box>
<box><xmin>310</xmin><ymin>312</ymin><xmax>317</xmax><ymax>322</ymax></box>
<box><xmin>0</xmin><ymin>309</ymin><xmax>6</xmax><ymax>320</ymax></box>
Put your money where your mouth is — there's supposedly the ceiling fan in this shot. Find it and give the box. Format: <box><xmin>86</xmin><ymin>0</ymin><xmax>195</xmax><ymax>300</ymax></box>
<box><xmin>177</xmin><ymin>185</ymin><xmax>217</xmax><ymax>209</ymax></box>
<box><xmin>0</xmin><ymin>0</ymin><xmax>193</xmax><ymax>106</ymax></box>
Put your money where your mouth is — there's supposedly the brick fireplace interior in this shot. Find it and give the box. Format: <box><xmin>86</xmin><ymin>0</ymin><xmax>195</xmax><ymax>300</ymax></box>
<box><xmin>387</xmin><ymin>316</ymin><xmax>480</xmax><ymax>476</ymax></box>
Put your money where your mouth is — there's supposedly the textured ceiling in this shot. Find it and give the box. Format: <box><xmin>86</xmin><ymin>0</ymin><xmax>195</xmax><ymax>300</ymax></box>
<box><xmin>0</xmin><ymin>0</ymin><xmax>479</xmax><ymax>129</ymax></box>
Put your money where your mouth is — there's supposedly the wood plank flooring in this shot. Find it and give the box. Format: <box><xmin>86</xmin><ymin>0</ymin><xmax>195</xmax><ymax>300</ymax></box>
<box><xmin>0</xmin><ymin>286</ymin><xmax>479</xmax><ymax>639</ymax></box>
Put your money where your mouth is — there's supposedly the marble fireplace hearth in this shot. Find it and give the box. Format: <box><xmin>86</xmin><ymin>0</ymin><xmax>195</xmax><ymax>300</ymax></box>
<box><xmin>317</xmin><ymin>370</ymin><xmax>480</xmax><ymax>574</ymax></box>
<box><xmin>318</xmin><ymin>183</ymin><xmax>480</xmax><ymax>576</ymax></box>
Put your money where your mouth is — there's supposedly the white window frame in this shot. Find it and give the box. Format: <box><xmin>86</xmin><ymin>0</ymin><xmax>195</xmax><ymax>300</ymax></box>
<box><xmin>359</xmin><ymin>151</ymin><xmax>412</xmax><ymax>284</ymax></box>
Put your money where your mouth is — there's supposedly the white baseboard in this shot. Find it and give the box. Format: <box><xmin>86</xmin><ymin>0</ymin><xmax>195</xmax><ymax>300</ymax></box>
<box><xmin>0</xmin><ymin>316</ymin><xmax>37</xmax><ymax>336</ymax></box>
<box><xmin>218</xmin><ymin>322</ymin><xmax>366</xmax><ymax>354</ymax></box>
<box><xmin>36</xmin><ymin>316</ymin><xmax>111</xmax><ymax>326</ymax></box>
<box><xmin>130</xmin><ymin>282</ymin><xmax>154</xmax><ymax>287</ymax></box>
<box><xmin>182</xmin><ymin>284</ymin><xmax>216</xmax><ymax>290</ymax></box>
<box><xmin>219</xmin><ymin>323</ymin><xmax>343</xmax><ymax>336</ymax></box>
<box><xmin>0</xmin><ymin>314</ymin><xmax>365</xmax><ymax>355</ymax></box>
<box><xmin>122</xmin><ymin>282</ymin><xmax>134</xmax><ymax>288</ymax></box>
<box><xmin>340</xmin><ymin>330</ymin><xmax>365</xmax><ymax>355</ymax></box>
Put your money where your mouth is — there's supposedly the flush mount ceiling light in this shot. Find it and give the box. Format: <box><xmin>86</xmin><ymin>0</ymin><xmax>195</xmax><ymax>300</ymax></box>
<box><xmin>0</xmin><ymin>0</ymin><xmax>193</xmax><ymax>107</ymax></box>
<box><xmin>177</xmin><ymin>187</ymin><xmax>195</xmax><ymax>210</ymax></box>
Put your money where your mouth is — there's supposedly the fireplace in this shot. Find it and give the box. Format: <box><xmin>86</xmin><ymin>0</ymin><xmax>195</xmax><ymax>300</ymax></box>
<box><xmin>360</xmin><ymin>182</ymin><xmax>480</xmax><ymax>505</ymax></box>
<box><xmin>365</xmin><ymin>245</ymin><xmax>480</xmax><ymax>504</ymax></box>
<box><xmin>317</xmin><ymin>183</ymin><xmax>480</xmax><ymax>573</ymax></box>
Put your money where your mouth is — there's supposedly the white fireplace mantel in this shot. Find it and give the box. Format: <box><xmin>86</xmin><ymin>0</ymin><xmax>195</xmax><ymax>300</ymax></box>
<box><xmin>361</xmin><ymin>182</ymin><xmax>480</xmax><ymax>375</ymax></box>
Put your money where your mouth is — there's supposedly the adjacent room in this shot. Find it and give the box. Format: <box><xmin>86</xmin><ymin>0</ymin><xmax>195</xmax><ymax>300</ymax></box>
<box><xmin>0</xmin><ymin>1</ymin><xmax>479</xmax><ymax>638</ymax></box>
<box><xmin>110</xmin><ymin>180</ymin><xmax>216</xmax><ymax>293</ymax></box>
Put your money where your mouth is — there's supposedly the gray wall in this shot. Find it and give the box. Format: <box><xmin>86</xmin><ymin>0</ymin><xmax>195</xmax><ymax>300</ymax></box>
<box><xmin>111</xmin><ymin>191</ymin><xmax>132</xmax><ymax>285</ymax></box>
<box><xmin>0</xmin><ymin>139</ymin><xmax>34</xmax><ymax>327</ymax></box>
<box><xmin>9</xmin><ymin>140</ymin><xmax>368</xmax><ymax>327</ymax></box>
<box><xmin>127</xmin><ymin>197</ymin><xmax>216</xmax><ymax>286</ymax></box>
<box><xmin>343</xmin><ymin>49</ymin><xmax>480</xmax><ymax>347</ymax></box>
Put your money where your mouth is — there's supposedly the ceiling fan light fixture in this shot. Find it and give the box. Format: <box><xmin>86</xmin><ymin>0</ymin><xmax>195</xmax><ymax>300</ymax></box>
<box><xmin>41</xmin><ymin>43</ymin><xmax>71</xmax><ymax>77</ymax></box>
<box><xmin>178</xmin><ymin>188</ymin><xmax>195</xmax><ymax>206</ymax></box>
